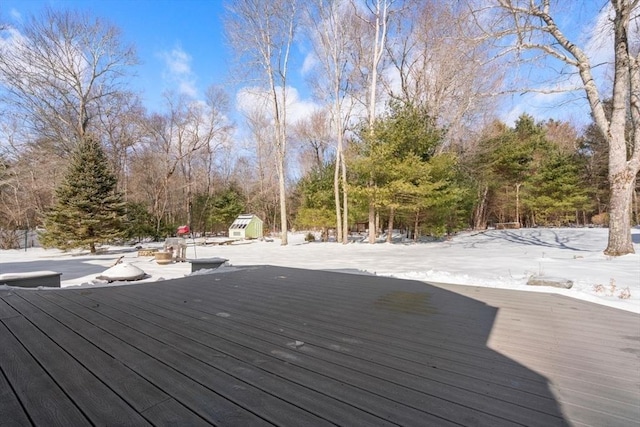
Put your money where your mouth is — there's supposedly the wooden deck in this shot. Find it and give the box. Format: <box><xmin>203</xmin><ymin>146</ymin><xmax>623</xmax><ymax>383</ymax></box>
<box><xmin>0</xmin><ymin>265</ymin><xmax>638</xmax><ymax>426</ymax></box>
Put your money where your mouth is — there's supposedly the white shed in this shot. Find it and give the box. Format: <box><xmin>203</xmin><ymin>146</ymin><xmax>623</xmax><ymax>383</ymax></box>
<box><xmin>228</xmin><ymin>214</ymin><xmax>264</xmax><ymax>240</ymax></box>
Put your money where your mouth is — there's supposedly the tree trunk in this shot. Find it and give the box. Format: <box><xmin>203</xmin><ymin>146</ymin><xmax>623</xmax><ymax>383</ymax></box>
<box><xmin>473</xmin><ymin>184</ymin><xmax>489</xmax><ymax>230</ymax></box>
<box><xmin>515</xmin><ymin>182</ymin><xmax>522</xmax><ymax>227</ymax></box>
<box><xmin>605</xmin><ymin>172</ymin><xmax>635</xmax><ymax>255</ymax></box>
<box><xmin>341</xmin><ymin>155</ymin><xmax>349</xmax><ymax>244</ymax></box>
<box><xmin>278</xmin><ymin>163</ymin><xmax>288</xmax><ymax>246</ymax></box>
<box><xmin>633</xmin><ymin>184</ymin><xmax>639</xmax><ymax>225</ymax></box>
<box><xmin>364</xmin><ymin>1</ymin><xmax>389</xmax><ymax>245</ymax></box>
<box><xmin>387</xmin><ymin>206</ymin><xmax>395</xmax><ymax>243</ymax></box>
<box><xmin>368</xmin><ymin>200</ymin><xmax>376</xmax><ymax>244</ymax></box>
<box><xmin>334</xmin><ymin>150</ymin><xmax>343</xmax><ymax>242</ymax></box>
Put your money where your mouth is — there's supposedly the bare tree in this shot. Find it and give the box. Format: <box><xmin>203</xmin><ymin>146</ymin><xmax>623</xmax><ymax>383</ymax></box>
<box><xmin>201</xmin><ymin>86</ymin><xmax>234</xmax><ymax>195</ymax></box>
<box><xmin>387</xmin><ymin>0</ymin><xmax>502</xmax><ymax>148</ymax></box>
<box><xmin>305</xmin><ymin>0</ymin><xmax>360</xmax><ymax>243</ymax></box>
<box><xmin>290</xmin><ymin>109</ymin><xmax>333</xmax><ymax>175</ymax></box>
<box><xmin>352</xmin><ymin>0</ymin><xmax>401</xmax><ymax>244</ymax></box>
<box><xmin>225</xmin><ymin>0</ymin><xmax>300</xmax><ymax>245</ymax></box>
<box><xmin>95</xmin><ymin>91</ymin><xmax>146</xmax><ymax>196</ymax></box>
<box><xmin>0</xmin><ymin>8</ymin><xmax>137</xmax><ymax>154</ymax></box>
<box><xmin>239</xmin><ymin>99</ymin><xmax>281</xmax><ymax>231</ymax></box>
<box><xmin>136</xmin><ymin>92</ymin><xmax>224</xmax><ymax>235</ymax></box>
<box><xmin>0</xmin><ymin>120</ymin><xmax>45</xmax><ymax>231</ymax></box>
<box><xmin>177</xmin><ymin>87</ymin><xmax>233</xmax><ymax>230</ymax></box>
<box><xmin>475</xmin><ymin>1</ymin><xmax>639</xmax><ymax>255</ymax></box>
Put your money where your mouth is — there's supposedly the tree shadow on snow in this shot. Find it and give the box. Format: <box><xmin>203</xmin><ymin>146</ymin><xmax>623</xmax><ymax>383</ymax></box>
<box><xmin>454</xmin><ymin>229</ymin><xmax>586</xmax><ymax>251</ymax></box>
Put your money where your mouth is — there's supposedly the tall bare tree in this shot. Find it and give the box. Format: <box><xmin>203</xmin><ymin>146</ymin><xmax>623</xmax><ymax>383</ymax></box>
<box><xmin>475</xmin><ymin>1</ymin><xmax>639</xmax><ymax>255</ymax></box>
<box><xmin>240</xmin><ymin>105</ymin><xmax>281</xmax><ymax>229</ymax></box>
<box><xmin>305</xmin><ymin>0</ymin><xmax>360</xmax><ymax>243</ymax></box>
<box><xmin>225</xmin><ymin>0</ymin><xmax>299</xmax><ymax>245</ymax></box>
<box><xmin>200</xmin><ymin>86</ymin><xmax>234</xmax><ymax>195</ymax></box>
<box><xmin>95</xmin><ymin>91</ymin><xmax>146</xmax><ymax>197</ymax></box>
<box><xmin>134</xmin><ymin>90</ymin><xmax>230</xmax><ymax>235</ymax></box>
<box><xmin>0</xmin><ymin>8</ymin><xmax>137</xmax><ymax>154</ymax></box>
<box><xmin>352</xmin><ymin>0</ymin><xmax>401</xmax><ymax>243</ymax></box>
<box><xmin>387</xmin><ymin>0</ymin><xmax>501</xmax><ymax>148</ymax></box>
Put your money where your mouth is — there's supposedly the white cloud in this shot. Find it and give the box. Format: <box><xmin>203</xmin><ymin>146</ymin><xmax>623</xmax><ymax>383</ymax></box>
<box><xmin>286</xmin><ymin>86</ymin><xmax>320</xmax><ymax>123</ymax></box>
<box><xmin>9</xmin><ymin>8</ymin><xmax>22</xmax><ymax>22</ymax></box>
<box><xmin>158</xmin><ymin>45</ymin><xmax>198</xmax><ymax>98</ymax></box>
<box><xmin>235</xmin><ymin>85</ymin><xmax>320</xmax><ymax>124</ymax></box>
<box><xmin>300</xmin><ymin>52</ymin><xmax>317</xmax><ymax>76</ymax></box>
<box><xmin>583</xmin><ymin>4</ymin><xmax>614</xmax><ymax>67</ymax></box>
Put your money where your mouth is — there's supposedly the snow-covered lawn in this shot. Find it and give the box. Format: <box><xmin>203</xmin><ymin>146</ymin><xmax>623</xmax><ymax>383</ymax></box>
<box><xmin>1</xmin><ymin>227</ymin><xmax>639</xmax><ymax>313</ymax></box>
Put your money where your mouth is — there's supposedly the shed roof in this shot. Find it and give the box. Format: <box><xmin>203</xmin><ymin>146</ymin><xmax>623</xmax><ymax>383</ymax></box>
<box><xmin>229</xmin><ymin>214</ymin><xmax>261</xmax><ymax>229</ymax></box>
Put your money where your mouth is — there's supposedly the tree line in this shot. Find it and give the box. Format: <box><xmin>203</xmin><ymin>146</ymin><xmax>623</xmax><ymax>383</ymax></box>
<box><xmin>0</xmin><ymin>1</ymin><xmax>638</xmax><ymax>255</ymax></box>
<box><xmin>296</xmin><ymin>105</ymin><xmax>628</xmax><ymax>239</ymax></box>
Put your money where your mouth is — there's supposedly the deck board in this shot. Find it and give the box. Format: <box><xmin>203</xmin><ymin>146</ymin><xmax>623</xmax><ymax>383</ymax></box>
<box><xmin>0</xmin><ymin>322</ymin><xmax>89</xmax><ymax>426</ymax></box>
<box><xmin>7</xmin><ymin>292</ymin><xmax>177</xmax><ymax>413</ymax></box>
<box><xmin>99</xmin><ymin>281</ymin><xmax>560</xmax><ymax>425</ymax></box>
<box><xmin>34</xmin><ymin>291</ymin><xmax>273</xmax><ymax>426</ymax></box>
<box><xmin>1</xmin><ymin>313</ymin><xmax>151</xmax><ymax>426</ymax></box>
<box><xmin>0</xmin><ymin>265</ymin><xmax>638</xmax><ymax>426</ymax></box>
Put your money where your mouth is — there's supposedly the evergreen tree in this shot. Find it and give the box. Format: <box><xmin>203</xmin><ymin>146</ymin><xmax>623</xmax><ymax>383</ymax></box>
<box><xmin>294</xmin><ymin>163</ymin><xmax>336</xmax><ymax>239</ymax></box>
<box><xmin>349</xmin><ymin>102</ymin><xmax>471</xmax><ymax>239</ymax></box>
<box><xmin>123</xmin><ymin>202</ymin><xmax>155</xmax><ymax>242</ymax></box>
<box><xmin>579</xmin><ymin>122</ymin><xmax>610</xmax><ymax>217</ymax></box>
<box><xmin>40</xmin><ymin>137</ymin><xmax>126</xmax><ymax>253</ymax></box>
<box><xmin>470</xmin><ymin>114</ymin><xmax>550</xmax><ymax>226</ymax></box>
<box><xmin>524</xmin><ymin>152</ymin><xmax>590</xmax><ymax>226</ymax></box>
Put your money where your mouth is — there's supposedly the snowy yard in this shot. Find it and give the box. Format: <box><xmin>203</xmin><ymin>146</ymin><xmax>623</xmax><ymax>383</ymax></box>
<box><xmin>1</xmin><ymin>227</ymin><xmax>639</xmax><ymax>313</ymax></box>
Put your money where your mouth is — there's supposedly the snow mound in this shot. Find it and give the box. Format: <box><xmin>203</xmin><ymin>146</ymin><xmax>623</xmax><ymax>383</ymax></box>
<box><xmin>96</xmin><ymin>263</ymin><xmax>146</xmax><ymax>282</ymax></box>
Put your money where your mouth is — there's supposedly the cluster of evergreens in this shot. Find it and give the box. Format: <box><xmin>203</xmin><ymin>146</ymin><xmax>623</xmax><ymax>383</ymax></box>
<box><xmin>294</xmin><ymin>105</ymin><xmax>617</xmax><ymax>240</ymax></box>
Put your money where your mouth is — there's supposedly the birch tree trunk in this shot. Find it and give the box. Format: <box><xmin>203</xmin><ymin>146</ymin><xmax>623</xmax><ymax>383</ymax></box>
<box><xmin>357</xmin><ymin>0</ymin><xmax>393</xmax><ymax>244</ymax></box>
<box><xmin>473</xmin><ymin>185</ymin><xmax>489</xmax><ymax>230</ymax></box>
<box><xmin>225</xmin><ymin>0</ymin><xmax>299</xmax><ymax>246</ymax></box>
<box><xmin>306</xmin><ymin>0</ymin><xmax>357</xmax><ymax>244</ymax></box>
<box><xmin>387</xmin><ymin>206</ymin><xmax>395</xmax><ymax>243</ymax></box>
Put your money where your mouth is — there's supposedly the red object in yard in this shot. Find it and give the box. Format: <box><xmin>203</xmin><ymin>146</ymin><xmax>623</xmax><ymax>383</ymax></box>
<box><xmin>177</xmin><ymin>225</ymin><xmax>190</xmax><ymax>235</ymax></box>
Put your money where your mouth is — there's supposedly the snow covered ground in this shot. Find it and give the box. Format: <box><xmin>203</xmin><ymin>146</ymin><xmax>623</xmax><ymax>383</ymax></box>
<box><xmin>1</xmin><ymin>227</ymin><xmax>639</xmax><ymax>313</ymax></box>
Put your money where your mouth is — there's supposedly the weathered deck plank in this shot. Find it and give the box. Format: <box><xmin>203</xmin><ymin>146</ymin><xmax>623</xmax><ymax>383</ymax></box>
<box><xmin>78</xmin><ymin>289</ymin><xmax>517</xmax><ymax>426</ymax></box>
<box><xmin>34</xmin><ymin>291</ymin><xmax>276</xmax><ymax>427</ymax></box>
<box><xmin>101</xmin><ymin>279</ymin><xmax>562</xmax><ymax>425</ymax></box>
<box><xmin>0</xmin><ymin>265</ymin><xmax>638</xmax><ymax>426</ymax></box>
<box><xmin>432</xmin><ymin>283</ymin><xmax>640</xmax><ymax>427</ymax></box>
<box><xmin>2</xmin><ymin>313</ymin><xmax>152</xmax><ymax>426</ymax></box>
<box><xmin>7</xmin><ymin>292</ymin><xmax>189</xmax><ymax>415</ymax></box>
<box><xmin>68</xmin><ymin>291</ymin><xmax>402</xmax><ymax>427</ymax></box>
<box><xmin>0</xmin><ymin>322</ymin><xmax>89</xmax><ymax>426</ymax></box>
<box><xmin>0</xmin><ymin>366</ymin><xmax>31</xmax><ymax>426</ymax></box>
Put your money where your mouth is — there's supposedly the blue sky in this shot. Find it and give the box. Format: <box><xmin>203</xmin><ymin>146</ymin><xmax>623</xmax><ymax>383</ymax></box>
<box><xmin>1</xmin><ymin>0</ymin><xmax>235</xmax><ymax>111</ymax></box>
<box><xmin>1</xmin><ymin>0</ymin><xmax>613</xmax><ymax>129</ymax></box>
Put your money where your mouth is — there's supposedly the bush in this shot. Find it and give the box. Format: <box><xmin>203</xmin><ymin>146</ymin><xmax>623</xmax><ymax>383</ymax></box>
<box><xmin>0</xmin><ymin>229</ymin><xmax>20</xmax><ymax>249</ymax></box>
<box><xmin>591</xmin><ymin>213</ymin><xmax>609</xmax><ymax>226</ymax></box>
<box><xmin>305</xmin><ymin>232</ymin><xmax>316</xmax><ymax>242</ymax></box>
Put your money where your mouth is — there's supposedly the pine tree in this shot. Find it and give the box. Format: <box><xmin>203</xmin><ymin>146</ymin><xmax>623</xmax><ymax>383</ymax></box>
<box><xmin>40</xmin><ymin>137</ymin><xmax>126</xmax><ymax>253</ymax></box>
<box><xmin>524</xmin><ymin>152</ymin><xmax>590</xmax><ymax>226</ymax></box>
